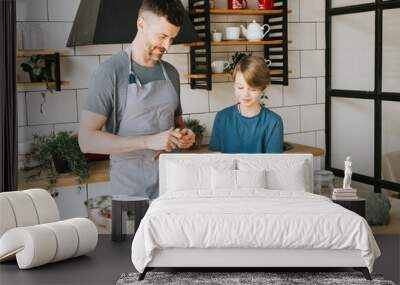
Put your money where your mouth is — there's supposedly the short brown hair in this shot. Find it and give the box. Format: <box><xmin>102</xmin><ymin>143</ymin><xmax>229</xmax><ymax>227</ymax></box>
<box><xmin>233</xmin><ymin>55</ymin><xmax>271</xmax><ymax>91</ymax></box>
<box><xmin>139</xmin><ymin>0</ymin><xmax>185</xmax><ymax>27</ymax></box>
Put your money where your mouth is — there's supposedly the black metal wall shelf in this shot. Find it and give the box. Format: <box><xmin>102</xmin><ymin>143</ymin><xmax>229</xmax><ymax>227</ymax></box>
<box><xmin>188</xmin><ymin>0</ymin><xmax>289</xmax><ymax>90</ymax></box>
<box><xmin>16</xmin><ymin>49</ymin><xmax>67</xmax><ymax>92</ymax></box>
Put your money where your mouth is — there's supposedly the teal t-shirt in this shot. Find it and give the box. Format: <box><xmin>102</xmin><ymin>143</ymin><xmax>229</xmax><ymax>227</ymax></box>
<box><xmin>209</xmin><ymin>105</ymin><xmax>284</xmax><ymax>153</ymax></box>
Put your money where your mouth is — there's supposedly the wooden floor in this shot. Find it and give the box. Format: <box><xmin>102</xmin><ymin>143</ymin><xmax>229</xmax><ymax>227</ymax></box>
<box><xmin>0</xmin><ymin>235</ymin><xmax>399</xmax><ymax>285</ymax></box>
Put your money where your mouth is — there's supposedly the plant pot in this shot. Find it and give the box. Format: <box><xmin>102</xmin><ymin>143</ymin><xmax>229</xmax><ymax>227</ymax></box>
<box><xmin>84</xmin><ymin>153</ymin><xmax>110</xmax><ymax>161</ymax></box>
<box><xmin>28</xmin><ymin>67</ymin><xmax>53</xmax><ymax>83</ymax></box>
<box><xmin>53</xmin><ymin>159</ymin><xmax>70</xmax><ymax>173</ymax></box>
<box><xmin>29</xmin><ymin>71</ymin><xmax>43</xmax><ymax>82</ymax></box>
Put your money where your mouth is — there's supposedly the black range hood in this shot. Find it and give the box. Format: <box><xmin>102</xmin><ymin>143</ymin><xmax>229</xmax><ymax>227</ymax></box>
<box><xmin>67</xmin><ymin>0</ymin><xmax>200</xmax><ymax>46</ymax></box>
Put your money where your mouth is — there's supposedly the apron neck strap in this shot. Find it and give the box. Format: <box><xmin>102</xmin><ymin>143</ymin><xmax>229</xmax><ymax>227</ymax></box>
<box><xmin>125</xmin><ymin>44</ymin><xmax>171</xmax><ymax>85</ymax></box>
<box><xmin>158</xmin><ymin>60</ymin><xmax>171</xmax><ymax>82</ymax></box>
<box><xmin>125</xmin><ymin>44</ymin><xmax>143</xmax><ymax>87</ymax></box>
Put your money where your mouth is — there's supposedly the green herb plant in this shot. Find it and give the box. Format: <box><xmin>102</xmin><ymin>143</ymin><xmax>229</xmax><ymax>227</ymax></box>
<box><xmin>183</xmin><ymin>119</ymin><xmax>206</xmax><ymax>149</ymax></box>
<box><xmin>25</xmin><ymin>131</ymin><xmax>90</xmax><ymax>189</ymax></box>
<box><xmin>20</xmin><ymin>55</ymin><xmax>56</xmax><ymax>92</ymax></box>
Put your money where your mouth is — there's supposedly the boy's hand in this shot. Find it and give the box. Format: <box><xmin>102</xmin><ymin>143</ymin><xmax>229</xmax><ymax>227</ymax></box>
<box><xmin>177</xmin><ymin>128</ymin><xmax>196</xmax><ymax>149</ymax></box>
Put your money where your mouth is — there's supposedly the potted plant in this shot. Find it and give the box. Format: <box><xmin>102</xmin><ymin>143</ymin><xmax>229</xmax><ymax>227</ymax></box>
<box><xmin>184</xmin><ymin>118</ymin><xmax>206</xmax><ymax>149</ymax></box>
<box><xmin>20</xmin><ymin>55</ymin><xmax>54</xmax><ymax>83</ymax></box>
<box><xmin>25</xmin><ymin>131</ymin><xmax>90</xmax><ymax>188</ymax></box>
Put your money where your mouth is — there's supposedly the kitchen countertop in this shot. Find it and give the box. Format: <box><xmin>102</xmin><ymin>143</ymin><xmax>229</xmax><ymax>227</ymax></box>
<box><xmin>18</xmin><ymin>143</ymin><xmax>325</xmax><ymax>190</ymax></box>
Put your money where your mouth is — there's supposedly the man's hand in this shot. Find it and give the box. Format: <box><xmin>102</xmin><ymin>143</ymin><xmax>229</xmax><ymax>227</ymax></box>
<box><xmin>177</xmin><ymin>128</ymin><xmax>196</xmax><ymax>149</ymax></box>
<box><xmin>166</xmin><ymin>128</ymin><xmax>182</xmax><ymax>152</ymax></box>
<box><xmin>146</xmin><ymin>128</ymin><xmax>179</xmax><ymax>151</ymax></box>
<box><xmin>147</xmin><ymin>128</ymin><xmax>195</xmax><ymax>153</ymax></box>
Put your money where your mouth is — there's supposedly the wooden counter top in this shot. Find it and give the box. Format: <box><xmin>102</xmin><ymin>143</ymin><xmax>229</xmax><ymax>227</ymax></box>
<box><xmin>18</xmin><ymin>143</ymin><xmax>324</xmax><ymax>190</ymax></box>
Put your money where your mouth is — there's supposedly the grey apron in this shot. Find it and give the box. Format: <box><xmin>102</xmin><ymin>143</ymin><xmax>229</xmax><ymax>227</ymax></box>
<box><xmin>110</xmin><ymin>45</ymin><xmax>178</xmax><ymax>199</ymax></box>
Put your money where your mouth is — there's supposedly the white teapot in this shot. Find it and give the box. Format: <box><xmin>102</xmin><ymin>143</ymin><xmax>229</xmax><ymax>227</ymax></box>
<box><xmin>240</xmin><ymin>20</ymin><xmax>270</xmax><ymax>41</ymax></box>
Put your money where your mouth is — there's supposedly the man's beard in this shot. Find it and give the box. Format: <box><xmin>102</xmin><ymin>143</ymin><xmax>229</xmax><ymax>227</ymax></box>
<box><xmin>146</xmin><ymin>43</ymin><xmax>166</xmax><ymax>61</ymax></box>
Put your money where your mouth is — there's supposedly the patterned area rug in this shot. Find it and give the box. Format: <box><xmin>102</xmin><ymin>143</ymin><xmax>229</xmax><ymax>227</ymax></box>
<box><xmin>116</xmin><ymin>271</ymin><xmax>396</xmax><ymax>285</ymax></box>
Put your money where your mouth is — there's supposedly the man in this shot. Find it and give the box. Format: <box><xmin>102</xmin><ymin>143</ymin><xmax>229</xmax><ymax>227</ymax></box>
<box><xmin>79</xmin><ymin>0</ymin><xmax>195</xmax><ymax>199</ymax></box>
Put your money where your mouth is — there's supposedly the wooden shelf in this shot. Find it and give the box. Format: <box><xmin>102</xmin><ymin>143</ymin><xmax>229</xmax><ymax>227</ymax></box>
<box><xmin>188</xmin><ymin>2</ymin><xmax>290</xmax><ymax>89</ymax></box>
<box><xmin>186</xmin><ymin>39</ymin><xmax>285</xmax><ymax>47</ymax></box>
<box><xmin>18</xmin><ymin>160</ymin><xmax>110</xmax><ymax>190</ymax></box>
<box><xmin>191</xmin><ymin>8</ymin><xmax>289</xmax><ymax>15</ymax></box>
<box><xmin>17</xmin><ymin>49</ymin><xmax>69</xmax><ymax>57</ymax></box>
<box><xmin>18</xmin><ymin>143</ymin><xmax>324</xmax><ymax>190</ymax></box>
<box><xmin>16</xmin><ymin>81</ymin><xmax>70</xmax><ymax>89</ymax></box>
<box><xmin>187</xmin><ymin>69</ymin><xmax>290</xmax><ymax>79</ymax></box>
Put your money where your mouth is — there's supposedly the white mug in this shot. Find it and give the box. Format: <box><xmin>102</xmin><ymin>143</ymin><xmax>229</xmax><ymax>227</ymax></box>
<box><xmin>212</xmin><ymin>32</ymin><xmax>222</xmax><ymax>42</ymax></box>
<box><xmin>225</xmin><ymin>27</ymin><xmax>240</xmax><ymax>40</ymax></box>
<box><xmin>265</xmin><ymin>59</ymin><xmax>272</xmax><ymax>66</ymax></box>
<box><xmin>212</xmin><ymin>60</ymin><xmax>230</xmax><ymax>73</ymax></box>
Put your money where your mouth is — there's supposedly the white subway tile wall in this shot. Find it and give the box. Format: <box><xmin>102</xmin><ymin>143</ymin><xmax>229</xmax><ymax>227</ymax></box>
<box><xmin>299</xmin><ymin>0</ymin><xmax>325</xmax><ymax>22</ymax></box>
<box><xmin>316</xmin><ymin>23</ymin><xmax>326</xmax><ymax>49</ymax></box>
<box><xmin>16</xmin><ymin>0</ymin><xmax>47</xmax><ymax>22</ymax></box>
<box><xmin>47</xmin><ymin>0</ymin><xmax>80</xmax><ymax>22</ymax></box>
<box><xmin>19</xmin><ymin>22</ymin><xmax>74</xmax><ymax>54</ymax></box>
<box><xmin>75</xmin><ymin>44</ymin><xmax>123</xmax><ymax>56</ymax></box>
<box><xmin>76</xmin><ymin>89</ymin><xmax>89</xmax><ymax>122</ymax></box>
<box><xmin>53</xmin><ymin>186</ymin><xmax>88</xmax><ymax>219</ymax></box>
<box><xmin>17</xmin><ymin>92</ymin><xmax>27</xmax><ymax>126</ymax></box>
<box><xmin>300</xmin><ymin>104</ymin><xmax>325</xmax><ymax>132</ymax></box>
<box><xmin>288</xmin><ymin>50</ymin><xmax>300</xmax><ymax>78</ymax></box>
<box><xmin>283</xmin><ymin>78</ymin><xmax>317</xmax><ymax>106</ymax></box>
<box><xmin>26</xmin><ymin>90</ymin><xmax>78</xmax><ymax>125</ymax></box>
<box><xmin>17</xmin><ymin>0</ymin><xmax>326</xmax><ymax>170</ymax></box>
<box><xmin>284</xmin><ymin>132</ymin><xmax>316</xmax><ymax>147</ymax></box>
<box><xmin>288</xmin><ymin>23</ymin><xmax>316</xmax><ymax>50</ymax></box>
<box><xmin>272</xmin><ymin>106</ymin><xmax>301</xmax><ymax>134</ymax></box>
<box><xmin>264</xmin><ymin>85</ymin><xmax>283</xmax><ymax>108</ymax></box>
<box><xmin>60</xmin><ymin>56</ymin><xmax>100</xmax><ymax>89</ymax></box>
<box><xmin>317</xmin><ymin>77</ymin><xmax>325</xmax><ymax>104</ymax></box>
<box><xmin>54</xmin><ymin>123</ymin><xmax>80</xmax><ymax>134</ymax></box>
<box><xmin>300</xmin><ymin>50</ymin><xmax>325</xmax><ymax>77</ymax></box>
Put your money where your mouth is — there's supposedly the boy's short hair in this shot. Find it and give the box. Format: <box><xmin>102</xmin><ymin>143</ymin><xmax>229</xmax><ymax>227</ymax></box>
<box><xmin>233</xmin><ymin>55</ymin><xmax>271</xmax><ymax>91</ymax></box>
<box><xmin>139</xmin><ymin>0</ymin><xmax>185</xmax><ymax>27</ymax></box>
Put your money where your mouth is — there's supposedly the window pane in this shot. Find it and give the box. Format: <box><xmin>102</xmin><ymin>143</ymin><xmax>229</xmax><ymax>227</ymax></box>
<box><xmin>382</xmin><ymin>101</ymin><xmax>400</xmax><ymax>184</ymax></box>
<box><xmin>331</xmin><ymin>97</ymin><xmax>374</xmax><ymax>176</ymax></box>
<box><xmin>382</xmin><ymin>8</ymin><xmax>400</xmax><ymax>93</ymax></box>
<box><xmin>332</xmin><ymin>0</ymin><xmax>373</xmax><ymax>8</ymax></box>
<box><xmin>331</xmin><ymin>12</ymin><xmax>375</xmax><ymax>91</ymax></box>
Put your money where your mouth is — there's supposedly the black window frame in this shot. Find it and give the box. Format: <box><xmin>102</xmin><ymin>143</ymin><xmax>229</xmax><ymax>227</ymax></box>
<box><xmin>326</xmin><ymin>0</ymin><xmax>400</xmax><ymax>193</ymax></box>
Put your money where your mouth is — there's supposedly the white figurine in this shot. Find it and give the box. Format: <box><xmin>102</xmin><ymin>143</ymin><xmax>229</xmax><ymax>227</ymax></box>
<box><xmin>343</xmin><ymin>156</ymin><xmax>352</xmax><ymax>189</ymax></box>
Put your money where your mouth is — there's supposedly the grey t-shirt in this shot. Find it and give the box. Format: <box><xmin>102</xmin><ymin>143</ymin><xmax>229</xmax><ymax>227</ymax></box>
<box><xmin>84</xmin><ymin>50</ymin><xmax>182</xmax><ymax>134</ymax></box>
